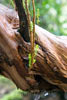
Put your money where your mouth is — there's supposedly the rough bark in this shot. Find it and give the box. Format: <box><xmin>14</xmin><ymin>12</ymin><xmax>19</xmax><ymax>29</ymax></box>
<box><xmin>14</xmin><ymin>0</ymin><xmax>30</xmax><ymax>42</ymax></box>
<box><xmin>0</xmin><ymin>4</ymin><xmax>67</xmax><ymax>93</ymax></box>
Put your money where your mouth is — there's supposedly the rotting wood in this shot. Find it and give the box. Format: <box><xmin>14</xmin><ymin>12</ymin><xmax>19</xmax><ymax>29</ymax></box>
<box><xmin>0</xmin><ymin>4</ymin><xmax>67</xmax><ymax>93</ymax></box>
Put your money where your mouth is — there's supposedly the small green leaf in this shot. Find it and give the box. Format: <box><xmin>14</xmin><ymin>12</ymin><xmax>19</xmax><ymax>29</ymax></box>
<box><xmin>35</xmin><ymin>45</ymin><xmax>39</xmax><ymax>55</ymax></box>
<box><xmin>33</xmin><ymin>59</ymin><xmax>36</xmax><ymax>63</ymax></box>
<box><xmin>30</xmin><ymin>21</ymin><xmax>33</xmax><ymax>32</ymax></box>
<box><xmin>10</xmin><ymin>0</ymin><xmax>14</xmax><ymax>7</ymax></box>
<box><xmin>37</xmin><ymin>9</ymin><xmax>40</xmax><ymax>24</ymax></box>
<box><xmin>28</xmin><ymin>45</ymin><xmax>39</xmax><ymax>68</ymax></box>
<box><xmin>28</xmin><ymin>53</ymin><xmax>31</xmax><ymax>67</ymax></box>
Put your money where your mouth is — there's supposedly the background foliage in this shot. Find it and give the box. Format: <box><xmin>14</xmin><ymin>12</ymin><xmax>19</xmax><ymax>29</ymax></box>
<box><xmin>0</xmin><ymin>0</ymin><xmax>67</xmax><ymax>36</ymax></box>
<box><xmin>0</xmin><ymin>0</ymin><xmax>67</xmax><ymax>100</ymax></box>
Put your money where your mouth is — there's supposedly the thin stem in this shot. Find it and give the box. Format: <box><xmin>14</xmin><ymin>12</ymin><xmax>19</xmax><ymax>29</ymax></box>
<box><xmin>25</xmin><ymin>0</ymin><xmax>35</xmax><ymax>69</ymax></box>
<box><xmin>32</xmin><ymin>0</ymin><xmax>35</xmax><ymax>45</ymax></box>
<box><xmin>30</xmin><ymin>0</ymin><xmax>35</xmax><ymax>69</ymax></box>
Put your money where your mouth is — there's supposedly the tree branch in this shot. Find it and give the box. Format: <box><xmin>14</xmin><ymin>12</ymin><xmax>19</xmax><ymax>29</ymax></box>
<box><xmin>14</xmin><ymin>0</ymin><xmax>30</xmax><ymax>42</ymax></box>
<box><xmin>0</xmin><ymin>4</ymin><xmax>67</xmax><ymax>93</ymax></box>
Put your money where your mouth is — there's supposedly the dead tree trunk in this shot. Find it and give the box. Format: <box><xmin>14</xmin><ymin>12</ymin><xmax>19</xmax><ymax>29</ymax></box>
<box><xmin>0</xmin><ymin>4</ymin><xmax>67</xmax><ymax>93</ymax></box>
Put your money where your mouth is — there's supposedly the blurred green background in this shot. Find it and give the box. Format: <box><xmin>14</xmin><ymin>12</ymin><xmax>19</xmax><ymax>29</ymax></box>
<box><xmin>0</xmin><ymin>0</ymin><xmax>67</xmax><ymax>100</ymax></box>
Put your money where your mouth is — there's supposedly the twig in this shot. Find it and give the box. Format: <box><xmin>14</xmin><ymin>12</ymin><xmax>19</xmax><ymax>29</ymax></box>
<box><xmin>30</xmin><ymin>0</ymin><xmax>35</xmax><ymax>69</ymax></box>
<box><xmin>25</xmin><ymin>0</ymin><xmax>35</xmax><ymax>69</ymax></box>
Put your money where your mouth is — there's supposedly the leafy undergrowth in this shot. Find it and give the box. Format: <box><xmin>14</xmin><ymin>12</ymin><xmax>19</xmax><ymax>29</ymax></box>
<box><xmin>0</xmin><ymin>76</ymin><xmax>26</xmax><ymax>100</ymax></box>
<box><xmin>0</xmin><ymin>76</ymin><xmax>28</xmax><ymax>100</ymax></box>
<box><xmin>1</xmin><ymin>90</ymin><xmax>26</xmax><ymax>100</ymax></box>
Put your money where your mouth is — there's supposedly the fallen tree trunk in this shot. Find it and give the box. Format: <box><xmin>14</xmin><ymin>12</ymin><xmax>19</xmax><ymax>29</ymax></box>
<box><xmin>0</xmin><ymin>4</ymin><xmax>67</xmax><ymax>93</ymax></box>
